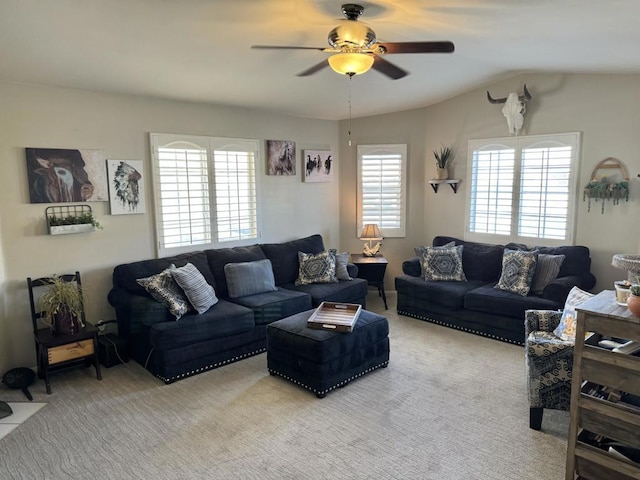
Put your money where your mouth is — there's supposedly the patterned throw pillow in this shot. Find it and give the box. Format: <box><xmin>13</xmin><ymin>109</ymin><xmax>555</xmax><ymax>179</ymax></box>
<box><xmin>137</xmin><ymin>264</ymin><xmax>191</xmax><ymax>320</ymax></box>
<box><xmin>553</xmin><ymin>286</ymin><xmax>595</xmax><ymax>341</ymax></box>
<box><xmin>415</xmin><ymin>241</ymin><xmax>456</xmax><ymax>279</ymax></box>
<box><xmin>531</xmin><ymin>254</ymin><xmax>566</xmax><ymax>294</ymax></box>
<box><xmin>295</xmin><ymin>250</ymin><xmax>338</xmax><ymax>286</ymax></box>
<box><xmin>329</xmin><ymin>249</ymin><xmax>352</xmax><ymax>281</ymax></box>
<box><xmin>171</xmin><ymin>263</ymin><xmax>218</xmax><ymax>314</ymax></box>
<box><xmin>495</xmin><ymin>249</ymin><xmax>538</xmax><ymax>296</ymax></box>
<box><xmin>418</xmin><ymin>245</ymin><xmax>466</xmax><ymax>282</ymax></box>
<box><xmin>224</xmin><ymin>259</ymin><xmax>278</xmax><ymax>298</ymax></box>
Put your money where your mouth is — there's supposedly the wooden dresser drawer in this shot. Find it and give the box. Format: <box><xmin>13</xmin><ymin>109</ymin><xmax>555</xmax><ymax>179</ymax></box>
<box><xmin>48</xmin><ymin>339</ymin><xmax>94</xmax><ymax>364</ymax></box>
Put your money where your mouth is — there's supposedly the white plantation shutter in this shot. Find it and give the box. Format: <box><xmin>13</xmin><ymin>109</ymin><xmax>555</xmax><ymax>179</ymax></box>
<box><xmin>212</xmin><ymin>140</ymin><xmax>258</xmax><ymax>243</ymax></box>
<box><xmin>151</xmin><ymin>134</ymin><xmax>259</xmax><ymax>257</ymax></box>
<box><xmin>357</xmin><ymin>144</ymin><xmax>406</xmax><ymax>237</ymax></box>
<box><xmin>466</xmin><ymin>133</ymin><xmax>580</xmax><ymax>245</ymax></box>
<box><xmin>469</xmin><ymin>143</ymin><xmax>515</xmax><ymax>236</ymax></box>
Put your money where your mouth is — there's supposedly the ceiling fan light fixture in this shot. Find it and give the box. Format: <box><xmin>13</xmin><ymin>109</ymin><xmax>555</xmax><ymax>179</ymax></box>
<box><xmin>328</xmin><ymin>52</ymin><xmax>374</xmax><ymax>76</ymax></box>
<box><xmin>328</xmin><ymin>20</ymin><xmax>376</xmax><ymax>49</ymax></box>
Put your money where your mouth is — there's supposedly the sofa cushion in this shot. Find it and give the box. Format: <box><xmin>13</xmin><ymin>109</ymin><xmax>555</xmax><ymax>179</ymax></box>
<box><xmin>418</xmin><ymin>245</ymin><xmax>466</xmax><ymax>282</ymax></box>
<box><xmin>114</xmin><ymin>251</ymin><xmax>215</xmax><ymax>297</ymax></box>
<box><xmin>531</xmin><ymin>254</ymin><xmax>565</xmax><ymax>295</ymax></box>
<box><xmin>261</xmin><ymin>234</ymin><xmax>325</xmax><ymax>285</ymax></box>
<box><xmin>295</xmin><ymin>250</ymin><xmax>338</xmax><ymax>285</ymax></box>
<box><xmin>205</xmin><ymin>245</ymin><xmax>267</xmax><ymax>299</ymax></box>
<box><xmin>171</xmin><ymin>262</ymin><xmax>218</xmax><ymax>314</ymax></box>
<box><xmin>495</xmin><ymin>249</ymin><xmax>538</xmax><ymax>296</ymax></box>
<box><xmin>283</xmin><ymin>278</ymin><xmax>368</xmax><ymax>307</ymax></box>
<box><xmin>136</xmin><ymin>265</ymin><xmax>192</xmax><ymax>320</ymax></box>
<box><xmin>464</xmin><ymin>284</ymin><xmax>559</xmax><ymax>319</ymax></box>
<box><xmin>394</xmin><ymin>275</ymin><xmax>487</xmax><ymax>309</ymax></box>
<box><xmin>224</xmin><ymin>259</ymin><xmax>278</xmax><ymax>298</ymax></box>
<box><xmin>148</xmin><ymin>300</ymin><xmax>255</xmax><ymax>350</ymax></box>
<box><xmin>228</xmin><ymin>287</ymin><xmax>312</xmax><ymax>325</ymax></box>
<box><xmin>433</xmin><ymin>236</ymin><xmax>504</xmax><ymax>282</ymax></box>
<box><xmin>553</xmin><ymin>286</ymin><xmax>595</xmax><ymax>341</ymax></box>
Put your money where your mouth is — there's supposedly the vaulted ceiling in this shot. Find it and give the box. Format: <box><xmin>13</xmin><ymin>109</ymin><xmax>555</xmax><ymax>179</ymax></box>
<box><xmin>1</xmin><ymin>0</ymin><xmax>639</xmax><ymax>120</ymax></box>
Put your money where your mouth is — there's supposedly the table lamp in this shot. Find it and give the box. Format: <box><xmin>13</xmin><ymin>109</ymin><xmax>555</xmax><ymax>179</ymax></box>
<box><xmin>360</xmin><ymin>224</ymin><xmax>382</xmax><ymax>256</ymax></box>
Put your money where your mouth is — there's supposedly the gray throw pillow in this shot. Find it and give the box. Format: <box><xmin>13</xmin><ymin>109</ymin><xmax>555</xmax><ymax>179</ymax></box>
<box><xmin>531</xmin><ymin>254</ymin><xmax>565</xmax><ymax>294</ymax></box>
<box><xmin>137</xmin><ymin>264</ymin><xmax>191</xmax><ymax>320</ymax></box>
<box><xmin>295</xmin><ymin>250</ymin><xmax>338</xmax><ymax>286</ymax></box>
<box><xmin>415</xmin><ymin>241</ymin><xmax>455</xmax><ymax>279</ymax></box>
<box><xmin>419</xmin><ymin>244</ymin><xmax>466</xmax><ymax>281</ymax></box>
<box><xmin>495</xmin><ymin>249</ymin><xmax>538</xmax><ymax>296</ymax></box>
<box><xmin>329</xmin><ymin>249</ymin><xmax>352</xmax><ymax>281</ymax></box>
<box><xmin>224</xmin><ymin>259</ymin><xmax>278</xmax><ymax>298</ymax></box>
<box><xmin>171</xmin><ymin>263</ymin><xmax>218</xmax><ymax>314</ymax></box>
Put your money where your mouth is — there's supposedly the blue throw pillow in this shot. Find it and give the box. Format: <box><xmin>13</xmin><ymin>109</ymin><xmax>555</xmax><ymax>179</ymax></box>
<box><xmin>224</xmin><ymin>259</ymin><xmax>278</xmax><ymax>298</ymax></box>
<box><xmin>171</xmin><ymin>263</ymin><xmax>218</xmax><ymax>314</ymax></box>
<box><xmin>418</xmin><ymin>245</ymin><xmax>466</xmax><ymax>281</ymax></box>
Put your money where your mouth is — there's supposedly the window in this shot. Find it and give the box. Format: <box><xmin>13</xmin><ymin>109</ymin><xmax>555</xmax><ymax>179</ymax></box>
<box><xmin>466</xmin><ymin>133</ymin><xmax>580</xmax><ymax>245</ymax></box>
<box><xmin>357</xmin><ymin>144</ymin><xmax>407</xmax><ymax>238</ymax></box>
<box><xmin>150</xmin><ymin>133</ymin><xmax>259</xmax><ymax>256</ymax></box>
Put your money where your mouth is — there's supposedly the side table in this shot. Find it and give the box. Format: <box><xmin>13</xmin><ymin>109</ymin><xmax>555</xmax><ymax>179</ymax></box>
<box><xmin>351</xmin><ymin>254</ymin><xmax>388</xmax><ymax>309</ymax></box>
<box><xmin>34</xmin><ymin>323</ymin><xmax>102</xmax><ymax>394</ymax></box>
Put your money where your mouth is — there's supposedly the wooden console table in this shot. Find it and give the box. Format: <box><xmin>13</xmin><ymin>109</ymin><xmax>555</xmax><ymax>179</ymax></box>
<box><xmin>565</xmin><ymin>290</ymin><xmax>640</xmax><ymax>479</ymax></box>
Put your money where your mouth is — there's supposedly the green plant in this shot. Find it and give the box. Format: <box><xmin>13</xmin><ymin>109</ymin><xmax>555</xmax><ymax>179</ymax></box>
<box><xmin>37</xmin><ymin>276</ymin><xmax>85</xmax><ymax>328</ymax></box>
<box><xmin>630</xmin><ymin>284</ymin><xmax>640</xmax><ymax>297</ymax></box>
<box><xmin>48</xmin><ymin>212</ymin><xmax>102</xmax><ymax>229</ymax></box>
<box><xmin>434</xmin><ymin>146</ymin><xmax>453</xmax><ymax>169</ymax></box>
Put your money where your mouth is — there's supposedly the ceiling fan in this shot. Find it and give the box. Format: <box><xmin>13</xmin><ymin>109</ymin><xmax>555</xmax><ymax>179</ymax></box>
<box><xmin>251</xmin><ymin>3</ymin><xmax>454</xmax><ymax>80</ymax></box>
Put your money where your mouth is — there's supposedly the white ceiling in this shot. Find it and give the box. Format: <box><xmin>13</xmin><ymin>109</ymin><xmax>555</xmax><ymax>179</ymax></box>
<box><xmin>1</xmin><ymin>0</ymin><xmax>639</xmax><ymax>121</ymax></box>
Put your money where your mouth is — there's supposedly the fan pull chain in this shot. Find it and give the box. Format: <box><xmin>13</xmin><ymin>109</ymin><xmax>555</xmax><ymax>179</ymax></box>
<box><xmin>348</xmin><ymin>75</ymin><xmax>353</xmax><ymax>147</ymax></box>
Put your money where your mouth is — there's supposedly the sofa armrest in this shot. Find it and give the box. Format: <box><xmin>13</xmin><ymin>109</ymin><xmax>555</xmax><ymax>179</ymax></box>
<box><xmin>347</xmin><ymin>262</ymin><xmax>359</xmax><ymax>278</ymax></box>
<box><xmin>402</xmin><ymin>257</ymin><xmax>422</xmax><ymax>277</ymax></box>
<box><xmin>525</xmin><ymin>309</ymin><xmax>563</xmax><ymax>336</ymax></box>
<box><xmin>542</xmin><ymin>274</ymin><xmax>595</xmax><ymax>304</ymax></box>
<box><xmin>108</xmin><ymin>288</ymin><xmax>173</xmax><ymax>339</ymax></box>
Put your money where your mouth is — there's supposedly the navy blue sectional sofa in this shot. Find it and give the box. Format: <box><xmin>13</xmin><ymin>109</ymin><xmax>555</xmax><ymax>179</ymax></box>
<box><xmin>108</xmin><ymin>234</ymin><xmax>367</xmax><ymax>383</ymax></box>
<box><xmin>394</xmin><ymin>236</ymin><xmax>596</xmax><ymax>345</ymax></box>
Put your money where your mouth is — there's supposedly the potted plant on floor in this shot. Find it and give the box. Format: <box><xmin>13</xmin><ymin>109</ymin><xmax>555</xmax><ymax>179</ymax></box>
<box><xmin>434</xmin><ymin>146</ymin><xmax>453</xmax><ymax>180</ymax></box>
<box><xmin>38</xmin><ymin>276</ymin><xmax>85</xmax><ymax>335</ymax></box>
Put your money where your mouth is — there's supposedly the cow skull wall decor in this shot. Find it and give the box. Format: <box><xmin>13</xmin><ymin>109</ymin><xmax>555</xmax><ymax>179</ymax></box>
<box><xmin>486</xmin><ymin>84</ymin><xmax>532</xmax><ymax>135</ymax></box>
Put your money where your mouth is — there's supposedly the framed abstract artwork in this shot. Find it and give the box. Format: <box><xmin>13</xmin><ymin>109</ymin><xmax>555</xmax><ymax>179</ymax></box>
<box><xmin>303</xmin><ymin>150</ymin><xmax>334</xmax><ymax>183</ymax></box>
<box><xmin>106</xmin><ymin>159</ymin><xmax>146</xmax><ymax>215</ymax></box>
<box><xmin>26</xmin><ymin>148</ymin><xmax>109</xmax><ymax>203</ymax></box>
<box><xmin>266</xmin><ymin>140</ymin><xmax>296</xmax><ymax>175</ymax></box>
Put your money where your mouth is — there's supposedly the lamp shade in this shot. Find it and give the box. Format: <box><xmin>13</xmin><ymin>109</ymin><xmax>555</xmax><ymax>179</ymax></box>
<box><xmin>360</xmin><ymin>224</ymin><xmax>382</xmax><ymax>240</ymax></box>
<box><xmin>328</xmin><ymin>53</ymin><xmax>374</xmax><ymax>76</ymax></box>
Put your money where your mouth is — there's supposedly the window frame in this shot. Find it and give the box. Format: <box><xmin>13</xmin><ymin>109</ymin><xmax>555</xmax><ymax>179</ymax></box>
<box><xmin>150</xmin><ymin>133</ymin><xmax>261</xmax><ymax>257</ymax></box>
<box><xmin>465</xmin><ymin>132</ymin><xmax>581</xmax><ymax>246</ymax></box>
<box><xmin>356</xmin><ymin>143</ymin><xmax>407</xmax><ymax>238</ymax></box>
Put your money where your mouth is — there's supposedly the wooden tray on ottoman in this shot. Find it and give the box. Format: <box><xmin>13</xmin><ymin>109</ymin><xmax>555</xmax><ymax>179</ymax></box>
<box><xmin>306</xmin><ymin>302</ymin><xmax>362</xmax><ymax>333</ymax></box>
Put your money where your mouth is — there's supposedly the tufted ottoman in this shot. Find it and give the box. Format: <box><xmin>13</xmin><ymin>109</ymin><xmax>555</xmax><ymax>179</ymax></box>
<box><xmin>266</xmin><ymin>309</ymin><xmax>390</xmax><ymax>398</ymax></box>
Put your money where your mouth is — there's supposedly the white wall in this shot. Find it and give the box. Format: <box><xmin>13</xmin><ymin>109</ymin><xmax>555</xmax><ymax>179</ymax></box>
<box><xmin>339</xmin><ymin>73</ymin><xmax>640</xmax><ymax>295</ymax></box>
<box><xmin>0</xmin><ymin>82</ymin><xmax>340</xmax><ymax>374</ymax></box>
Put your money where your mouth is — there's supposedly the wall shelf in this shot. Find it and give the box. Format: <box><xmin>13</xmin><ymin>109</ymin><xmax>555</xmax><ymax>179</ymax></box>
<box><xmin>428</xmin><ymin>179</ymin><xmax>461</xmax><ymax>193</ymax></box>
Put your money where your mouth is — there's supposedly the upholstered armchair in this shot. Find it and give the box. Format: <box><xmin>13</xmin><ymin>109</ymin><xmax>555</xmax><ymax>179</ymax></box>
<box><xmin>525</xmin><ymin>309</ymin><xmax>574</xmax><ymax>430</ymax></box>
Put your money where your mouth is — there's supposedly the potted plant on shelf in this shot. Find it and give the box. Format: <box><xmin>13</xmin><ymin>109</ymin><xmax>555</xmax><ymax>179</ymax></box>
<box><xmin>47</xmin><ymin>212</ymin><xmax>102</xmax><ymax>235</ymax></box>
<box><xmin>434</xmin><ymin>146</ymin><xmax>453</xmax><ymax>180</ymax></box>
<box><xmin>627</xmin><ymin>283</ymin><xmax>640</xmax><ymax>317</ymax></box>
<box><xmin>38</xmin><ymin>276</ymin><xmax>85</xmax><ymax>335</ymax></box>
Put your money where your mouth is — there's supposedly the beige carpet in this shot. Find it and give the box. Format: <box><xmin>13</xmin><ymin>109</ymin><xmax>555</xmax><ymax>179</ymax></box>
<box><xmin>0</xmin><ymin>292</ymin><xmax>569</xmax><ymax>479</ymax></box>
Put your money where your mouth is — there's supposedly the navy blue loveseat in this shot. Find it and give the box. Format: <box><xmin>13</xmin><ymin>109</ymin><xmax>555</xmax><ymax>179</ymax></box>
<box><xmin>108</xmin><ymin>234</ymin><xmax>367</xmax><ymax>383</ymax></box>
<box><xmin>394</xmin><ymin>236</ymin><xmax>596</xmax><ymax>345</ymax></box>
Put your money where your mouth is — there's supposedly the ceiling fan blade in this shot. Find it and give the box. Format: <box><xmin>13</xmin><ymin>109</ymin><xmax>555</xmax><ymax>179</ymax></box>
<box><xmin>251</xmin><ymin>45</ymin><xmax>327</xmax><ymax>51</ymax></box>
<box><xmin>376</xmin><ymin>41</ymin><xmax>455</xmax><ymax>54</ymax></box>
<box><xmin>372</xmin><ymin>56</ymin><xmax>408</xmax><ymax>80</ymax></box>
<box><xmin>296</xmin><ymin>60</ymin><xmax>329</xmax><ymax>77</ymax></box>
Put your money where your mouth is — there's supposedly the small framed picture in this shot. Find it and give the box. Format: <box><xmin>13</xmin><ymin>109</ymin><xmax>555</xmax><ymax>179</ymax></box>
<box><xmin>266</xmin><ymin>140</ymin><xmax>296</xmax><ymax>175</ymax></box>
<box><xmin>303</xmin><ymin>150</ymin><xmax>334</xmax><ymax>182</ymax></box>
<box><xmin>106</xmin><ymin>159</ymin><xmax>145</xmax><ymax>215</ymax></box>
